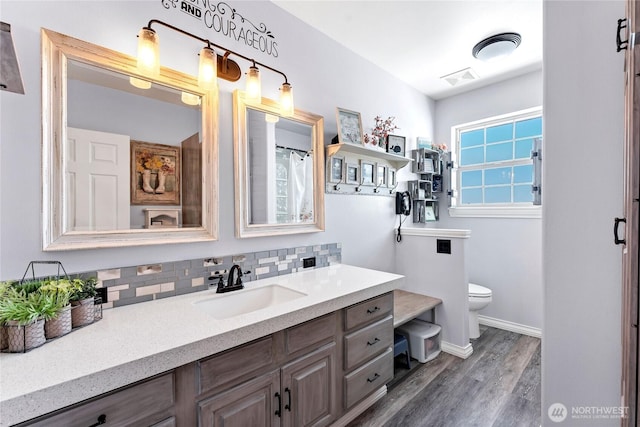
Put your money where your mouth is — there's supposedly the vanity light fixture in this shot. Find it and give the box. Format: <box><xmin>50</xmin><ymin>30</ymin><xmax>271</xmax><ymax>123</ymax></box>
<box><xmin>181</xmin><ymin>91</ymin><xmax>201</xmax><ymax>106</ymax></box>
<box><xmin>135</xmin><ymin>19</ymin><xmax>293</xmax><ymax>114</ymax></box>
<box><xmin>472</xmin><ymin>32</ymin><xmax>521</xmax><ymax>62</ymax></box>
<box><xmin>129</xmin><ymin>76</ymin><xmax>151</xmax><ymax>89</ymax></box>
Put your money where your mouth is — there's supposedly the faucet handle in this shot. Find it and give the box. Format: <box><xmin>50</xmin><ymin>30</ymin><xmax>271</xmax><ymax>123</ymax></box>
<box><xmin>208</xmin><ymin>275</ymin><xmax>225</xmax><ymax>291</ymax></box>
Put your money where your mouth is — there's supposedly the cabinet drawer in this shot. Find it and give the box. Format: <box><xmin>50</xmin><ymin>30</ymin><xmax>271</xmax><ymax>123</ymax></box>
<box><xmin>344</xmin><ymin>315</ymin><xmax>393</xmax><ymax>371</ymax></box>
<box><xmin>285</xmin><ymin>312</ymin><xmax>337</xmax><ymax>356</ymax></box>
<box><xmin>198</xmin><ymin>335</ymin><xmax>276</xmax><ymax>395</ymax></box>
<box><xmin>344</xmin><ymin>348</ymin><xmax>393</xmax><ymax>409</ymax></box>
<box><xmin>25</xmin><ymin>373</ymin><xmax>175</xmax><ymax>427</ymax></box>
<box><xmin>344</xmin><ymin>293</ymin><xmax>393</xmax><ymax>331</ymax></box>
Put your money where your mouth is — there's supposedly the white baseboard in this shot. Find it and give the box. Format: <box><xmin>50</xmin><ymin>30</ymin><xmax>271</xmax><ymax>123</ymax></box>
<box><xmin>478</xmin><ymin>315</ymin><xmax>542</xmax><ymax>338</ymax></box>
<box><xmin>330</xmin><ymin>385</ymin><xmax>387</xmax><ymax>427</ymax></box>
<box><xmin>441</xmin><ymin>341</ymin><xmax>474</xmax><ymax>359</ymax></box>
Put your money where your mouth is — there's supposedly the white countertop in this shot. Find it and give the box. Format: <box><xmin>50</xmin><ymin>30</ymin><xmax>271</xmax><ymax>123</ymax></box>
<box><xmin>0</xmin><ymin>264</ymin><xmax>402</xmax><ymax>426</ymax></box>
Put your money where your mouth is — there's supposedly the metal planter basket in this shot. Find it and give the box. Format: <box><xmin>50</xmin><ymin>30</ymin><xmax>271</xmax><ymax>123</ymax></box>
<box><xmin>5</xmin><ymin>318</ymin><xmax>46</xmax><ymax>353</ymax></box>
<box><xmin>45</xmin><ymin>304</ymin><xmax>72</xmax><ymax>339</ymax></box>
<box><xmin>71</xmin><ymin>298</ymin><xmax>94</xmax><ymax>328</ymax></box>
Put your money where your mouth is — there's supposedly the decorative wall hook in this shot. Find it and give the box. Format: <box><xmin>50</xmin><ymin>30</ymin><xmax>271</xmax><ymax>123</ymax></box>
<box><xmin>333</xmin><ymin>177</ymin><xmax>343</xmax><ymax>191</ymax></box>
<box><xmin>389</xmin><ymin>183</ymin><xmax>399</xmax><ymax>194</ymax></box>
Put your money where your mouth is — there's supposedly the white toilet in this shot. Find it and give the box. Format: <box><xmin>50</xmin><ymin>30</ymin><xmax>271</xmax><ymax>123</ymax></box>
<box><xmin>468</xmin><ymin>283</ymin><xmax>492</xmax><ymax>339</ymax></box>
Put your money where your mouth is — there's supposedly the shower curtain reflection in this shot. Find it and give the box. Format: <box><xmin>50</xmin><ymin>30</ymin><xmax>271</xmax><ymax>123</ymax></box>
<box><xmin>288</xmin><ymin>151</ymin><xmax>314</xmax><ymax>223</ymax></box>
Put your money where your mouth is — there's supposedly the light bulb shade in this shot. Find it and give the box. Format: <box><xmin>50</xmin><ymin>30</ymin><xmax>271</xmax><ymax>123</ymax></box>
<box><xmin>181</xmin><ymin>91</ymin><xmax>201</xmax><ymax>106</ymax></box>
<box><xmin>198</xmin><ymin>46</ymin><xmax>217</xmax><ymax>89</ymax></box>
<box><xmin>279</xmin><ymin>82</ymin><xmax>294</xmax><ymax>117</ymax></box>
<box><xmin>129</xmin><ymin>76</ymin><xmax>152</xmax><ymax>89</ymax></box>
<box><xmin>245</xmin><ymin>66</ymin><xmax>261</xmax><ymax>100</ymax></box>
<box><xmin>137</xmin><ymin>27</ymin><xmax>160</xmax><ymax>77</ymax></box>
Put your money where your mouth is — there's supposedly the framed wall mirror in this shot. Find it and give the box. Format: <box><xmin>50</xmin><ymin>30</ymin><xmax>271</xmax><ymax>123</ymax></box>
<box><xmin>42</xmin><ymin>28</ymin><xmax>218</xmax><ymax>250</ymax></box>
<box><xmin>233</xmin><ymin>90</ymin><xmax>325</xmax><ymax>238</ymax></box>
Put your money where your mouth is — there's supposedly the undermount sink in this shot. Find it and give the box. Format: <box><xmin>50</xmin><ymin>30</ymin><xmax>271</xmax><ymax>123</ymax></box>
<box><xmin>193</xmin><ymin>284</ymin><xmax>308</xmax><ymax>319</ymax></box>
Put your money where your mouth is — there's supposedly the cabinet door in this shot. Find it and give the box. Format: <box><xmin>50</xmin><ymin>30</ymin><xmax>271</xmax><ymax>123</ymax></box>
<box><xmin>197</xmin><ymin>370</ymin><xmax>280</xmax><ymax>427</ymax></box>
<box><xmin>281</xmin><ymin>343</ymin><xmax>337</xmax><ymax>427</ymax></box>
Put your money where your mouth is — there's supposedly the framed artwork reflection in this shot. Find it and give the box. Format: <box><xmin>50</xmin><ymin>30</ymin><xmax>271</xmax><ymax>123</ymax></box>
<box><xmin>131</xmin><ymin>140</ymin><xmax>180</xmax><ymax>205</ymax></box>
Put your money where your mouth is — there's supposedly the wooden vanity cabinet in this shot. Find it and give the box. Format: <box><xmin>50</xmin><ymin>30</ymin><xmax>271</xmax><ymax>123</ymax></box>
<box><xmin>342</xmin><ymin>293</ymin><xmax>394</xmax><ymax>410</ymax></box>
<box><xmin>195</xmin><ymin>312</ymin><xmax>339</xmax><ymax>427</ymax></box>
<box><xmin>18</xmin><ymin>293</ymin><xmax>394</xmax><ymax>427</ymax></box>
<box><xmin>20</xmin><ymin>372</ymin><xmax>176</xmax><ymax>427</ymax></box>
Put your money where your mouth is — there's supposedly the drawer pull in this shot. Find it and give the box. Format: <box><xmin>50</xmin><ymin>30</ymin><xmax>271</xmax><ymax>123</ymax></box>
<box><xmin>275</xmin><ymin>392</ymin><xmax>282</xmax><ymax>417</ymax></box>
<box><xmin>367</xmin><ymin>306</ymin><xmax>380</xmax><ymax>314</ymax></box>
<box><xmin>285</xmin><ymin>387</ymin><xmax>292</xmax><ymax>411</ymax></box>
<box><xmin>367</xmin><ymin>337</ymin><xmax>380</xmax><ymax>346</ymax></box>
<box><xmin>366</xmin><ymin>373</ymin><xmax>380</xmax><ymax>383</ymax></box>
<box><xmin>88</xmin><ymin>414</ymin><xmax>106</xmax><ymax>427</ymax></box>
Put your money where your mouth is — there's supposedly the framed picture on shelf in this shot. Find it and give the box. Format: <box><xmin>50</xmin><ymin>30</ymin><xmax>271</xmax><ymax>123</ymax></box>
<box><xmin>346</xmin><ymin>162</ymin><xmax>359</xmax><ymax>185</ymax></box>
<box><xmin>376</xmin><ymin>164</ymin><xmax>387</xmax><ymax>187</ymax></box>
<box><xmin>131</xmin><ymin>140</ymin><xmax>180</xmax><ymax>205</ymax></box>
<box><xmin>425</xmin><ymin>205</ymin><xmax>437</xmax><ymax>221</ymax></box>
<box><xmin>328</xmin><ymin>155</ymin><xmax>344</xmax><ymax>183</ymax></box>
<box><xmin>335</xmin><ymin>107</ymin><xmax>364</xmax><ymax>145</ymax></box>
<box><xmin>387</xmin><ymin>134</ymin><xmax>406</xmax><ymax>156</ymax></box>
<box><xmin>360</xmin><ymin>160</ymin><xmax>375</xmax><ymax>186</ymax></box>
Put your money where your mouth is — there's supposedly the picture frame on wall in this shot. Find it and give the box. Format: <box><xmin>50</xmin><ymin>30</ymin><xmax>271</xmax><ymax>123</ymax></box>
<box><xmin>360</xmin><ymin>160</ymin><xmax>375</xmax><ymax>186</ymax></box>
<box><xmin>388</xmin><ymin>168</ymin><xmax>397</xmax><ymax>188</ymax></box>
<box><xmin>335</xmin><ymin>107</ymin><xmax>364</xmax><ymax>145</ymax></box>
<box><xmin>376</xmin><ymin>164</ymin><xmax>387</xmax><ymax>187</ymax></box>
<box><xmin>131</xmin><ymin>140</ymin><xmax>180</xmax><ymax>205</ymax></box>
<box><xmin>387</xmin><ymin>134</ymin><xmax>406</xmax><ymax>156</ymax></box>
<box><xmin>346</xmin><ymin>162</ymin><xmax>359</xmax><ymax>185</ymax></box>
<box><xmin>328</xmin><ymin>155</ymin><xmax>345</xmax><ymax>183</ymax></box>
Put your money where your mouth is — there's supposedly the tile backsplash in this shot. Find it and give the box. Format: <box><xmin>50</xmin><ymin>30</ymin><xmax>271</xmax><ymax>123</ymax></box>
<box><xmin>79</xmin><ymin>243</ymin><xmax>341</xmax><ymax>309</ymax></box>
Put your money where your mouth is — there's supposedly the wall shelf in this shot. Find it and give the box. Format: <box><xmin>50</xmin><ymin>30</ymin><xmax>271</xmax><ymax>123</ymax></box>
<box><xmin>326</xmin><ymin>142</ymin><xmax>412</xmax><ymax>170</ymax></box>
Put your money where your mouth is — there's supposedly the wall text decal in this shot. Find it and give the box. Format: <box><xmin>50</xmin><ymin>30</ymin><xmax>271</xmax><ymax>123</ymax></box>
<box><xmin>162</xmin><ymin>0</ymin><xmax>278</xmax><ymax>58</ymax></box>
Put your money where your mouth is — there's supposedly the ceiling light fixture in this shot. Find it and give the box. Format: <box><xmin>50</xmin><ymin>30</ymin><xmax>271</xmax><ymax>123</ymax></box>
<box><xmin>135</xmin><ymin>19</ymin><xmax>294</xmax><ymax>115</ymax></box>
<box><xmin>472</xmin><ymin>32</ymin><xmax>521</xmax><ymax>62</ymax></box>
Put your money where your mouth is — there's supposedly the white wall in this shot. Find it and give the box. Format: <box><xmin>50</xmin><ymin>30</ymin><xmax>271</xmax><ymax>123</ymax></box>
<box><xmin>543</xmin><ymin>1</ymin><xmax>624</xmax><ymax>425</ymax></box>
<box><xmin>0</xmin><ymin>0</ymin><xmax>434</xmax><ymax>279</ymax></box>
<box><xmin>433</xmin><ymin>71</ymin><xmax>543</xmax><ymax>332</ymax></box>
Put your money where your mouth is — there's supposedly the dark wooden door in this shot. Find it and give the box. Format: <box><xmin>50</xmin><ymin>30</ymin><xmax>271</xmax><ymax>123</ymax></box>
<box><xmin>197</xmin><ymin>370</ymin><xmax>280</xmax><ymax>427</ymax></box>
<box><xmin>181</xmin><ymin>132</ymin><xmax>202</xmax><ymax>227</ymax></box>
<box><xmin>281</xmin><ymin>343</ymin><xmax>337</xmax><ymax>427</ymax></box>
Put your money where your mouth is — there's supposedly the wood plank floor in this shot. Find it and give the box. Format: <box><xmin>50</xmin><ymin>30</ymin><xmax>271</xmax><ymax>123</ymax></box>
<box><xmin>348</xmin><ymin>326</ymin><xmax>541</xmax><ymax>427</ymax></box>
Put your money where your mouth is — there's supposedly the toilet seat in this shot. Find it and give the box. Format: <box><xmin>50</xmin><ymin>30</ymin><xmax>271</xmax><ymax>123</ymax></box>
<box><xmin>469</xmin><ymin>283</ymin><xmax>492</xmax><ymax>298</ymax></box>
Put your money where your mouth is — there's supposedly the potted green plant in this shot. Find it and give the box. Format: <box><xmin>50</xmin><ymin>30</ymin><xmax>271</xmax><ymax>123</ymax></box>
<box><xmin>0</xmin><ymin>281</ymin><xmax>12</xmax><ymax>350</ymax></box>
<box><xmin>0</xmin><ymin>286</ymin><xmax>47</xmax><ymax>352</ymax></box>
<box><xmin>39</xmin><ymin>279</ymin><xmax>73</xmax><ymax>339</ymax></box>
<box><xmin>69</xmin><ymin>277</ymin><xmax>97</xmax><ymax>328</ymax></box>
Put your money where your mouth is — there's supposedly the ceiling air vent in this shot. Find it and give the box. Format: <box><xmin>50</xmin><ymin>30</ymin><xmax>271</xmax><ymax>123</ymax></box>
<box><xmin>440</xmin><ymin>68</ymin><xmax>478</xmax><ymax>87</ymax></box>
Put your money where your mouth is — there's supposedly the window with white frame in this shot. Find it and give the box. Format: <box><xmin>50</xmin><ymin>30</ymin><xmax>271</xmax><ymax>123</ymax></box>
<box><xmin>451</xmin><ymin>108</ymin><xmax>542</xmax><ymax>216</ymax></box>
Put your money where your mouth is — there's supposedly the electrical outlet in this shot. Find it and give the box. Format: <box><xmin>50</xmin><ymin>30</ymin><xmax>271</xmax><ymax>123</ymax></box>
<box><xmin>303</xmin><ymin>257</ymin><xmax>316</xmax><ymax>268</ymax></box>
<box><xmin>437</xmin><ymin>239</ymin><xmax>451</xmax><ymax>254</ymax></box>
<box><xmin>96</xmin><ymin>287</ymin><xmax>108</xmax><ymax>303</ymax></box>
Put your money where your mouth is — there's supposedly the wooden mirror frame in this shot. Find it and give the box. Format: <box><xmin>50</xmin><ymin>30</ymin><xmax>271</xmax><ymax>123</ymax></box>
<box><xmin>41</xmin><ymin>28</ymin><xmax>218</xmax><ymax>250</ymax></box>
<box><xmin>232</xmin><ymin>90</ymin><xmax>325</xmax><ymax>238</ymax></box>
